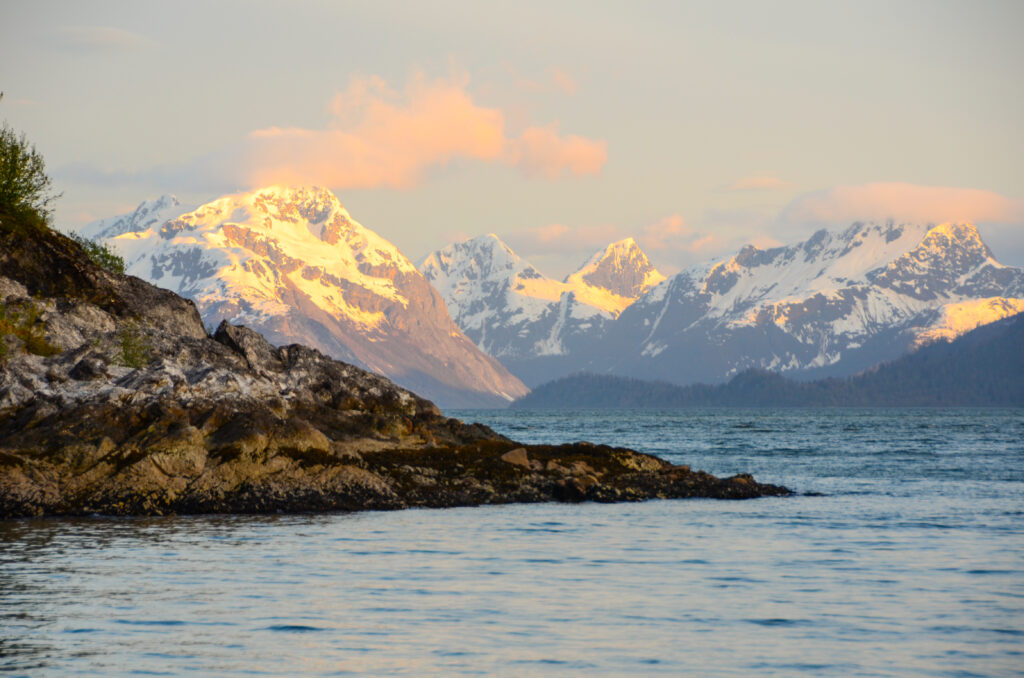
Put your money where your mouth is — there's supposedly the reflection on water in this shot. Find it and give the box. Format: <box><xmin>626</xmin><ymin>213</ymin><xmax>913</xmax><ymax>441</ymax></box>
<box><xmin>1</xmin><ymin>409</ymin><xmax>1022</xmax><ymax>676</ymax></box>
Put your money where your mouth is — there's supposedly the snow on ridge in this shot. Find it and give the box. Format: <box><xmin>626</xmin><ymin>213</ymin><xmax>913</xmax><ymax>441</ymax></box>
<box><xmin>93</xmin><ymin>186</ymin><xmax>429</xmax><ymax>333</ymax></box>
<box><xmin>563</xmin><ymin>237</ymin><xmax>666</xmax><ymax>315</ymax></box>
<box><xmin>913</xmin><ymin>297</ymin><xmax>1024</xmax><ymax>347</ymax></box>
<box><xmin>617</xmin><ymin>219</ymin><xmax>1024</xmax><ymax>381</ymax></box>
<box><xmin>82</xmin><ymin>187</ymin><xmax>532</xmax><ymax>405</ymax></box>
<box><xmin>419</xmin><ymin>232</ymin><xmax>667</xmax><ymax>363</ymax></box>
<box><xmin>79</xmin><ymin>194</ymin><xmax>186</xmax><ymax>241</ymax></box>
<box><xmin>654</xmin><ymin>220</ymin><xmax>996</xmax><ymax>325</ymax></box>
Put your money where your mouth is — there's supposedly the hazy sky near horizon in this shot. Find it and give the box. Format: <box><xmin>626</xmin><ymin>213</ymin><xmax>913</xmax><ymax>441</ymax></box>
<box><xmin>2</xmin><ymin>0</ymin><xmax>1023</xmax><ymax>276</ymax></box>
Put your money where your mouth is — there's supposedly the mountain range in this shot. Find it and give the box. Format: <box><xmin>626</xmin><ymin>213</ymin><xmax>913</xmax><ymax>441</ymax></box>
<box><xmin>511</xmin><ymin>310</ymin><xmax>1024</xmax><ymax>408</ymax></box>
<box><xmin>597</xmin><ymin>221</ymin><xmax>1024</xmax><ymax>384</ymax></box>
<box><xmin>418</xmin><ymin>235</ymin><xmax>663</xmax><ymax>385</ymax></box>
<box><xmin>81</xmin><ymin>187</ymin><xmax>527</xmax><ymax>407</ymax></box>
<box><xmin>424</xmin><ymin>221</ymin><xmax>1024</xmax><ymax>386</ymax></box>
<box><xmin>84</xmin><ymin>187</ymin><xmax>1024</xmax><ymax>403</ymax></box>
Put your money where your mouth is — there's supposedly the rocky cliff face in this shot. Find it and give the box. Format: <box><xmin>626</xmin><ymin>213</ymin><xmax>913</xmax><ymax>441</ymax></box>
<box><xmin>0</xmin><ymin>214</ymin><xmax>787</xmax><ymax>518</ymax></box>
<box><xmin>594</xmin><ymin>221</ymin><xmax>1024</xmax><ymax>384</ymax></box>
<box><xmin>82</xmin><ymin>187</ymin><xmax>527</xmax><ymax>408</ymax></box>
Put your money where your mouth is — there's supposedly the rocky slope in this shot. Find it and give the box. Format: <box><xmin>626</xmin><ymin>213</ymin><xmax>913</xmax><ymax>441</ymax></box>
<box><xmin>81</xmin><ymin>187</ymin><xmax>527</xmax><ymax>408</ymax></box>
<box><xmin>0</xmin><ymin>213</ymin><xmax>788</xmax><ymax>518</ymax></box>
<box><xmin>419</xmin><ymin>235</ymin><xmax>662</xmax><ymax>385</ymax></box>
<box><xmin>590</xmin><ymin>221</ymin><xmax>1024</xmax><ymax>384</ymax></box>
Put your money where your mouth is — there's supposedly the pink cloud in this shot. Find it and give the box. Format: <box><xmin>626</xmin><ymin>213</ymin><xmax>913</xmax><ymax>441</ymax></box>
<box><xmin>506</xmin><ymin>223</ymin><xmax>621</xmax><ymax>258</ymax></box>
<box><xmin>508</xmin><ymin>125</ymin><xmax>607</xmax><ymax>178</ymax></box>
<box><xmin>531</xmin><ymin>223</ymin><xmax>571</xmax><ymax>243</ymax></box>
<box><xmin>779</xmin><ymin>183</ymin><xmax>1024</xmax><ymax>226</ymax></box>
<box><xmin>727</xmin><ymin>175</ymin><xmax>794</xmax><ymax>192</ymax></box>
<box><xmin>550</xmin><ymin>69</ymin><xmax>578</xmax><ymax>96</ymax></box>
<box><xmin>442</xmin><ymin>229</ymin><xmax>472</xmax><ymax>244</ymax></box>
<box><xmin>640</xmin><ymin>213</ymin><xmax>724</xmax><ymax>254</ymax></box>
<box><xmin>240</xmin><ymin>72</ymin><xmax>605</xmax><ymax>189</ymax></box>
<box><xmin>506</xmin><ymin>214</ymin><xmax>731</xmax><ymax>276</ymax></box>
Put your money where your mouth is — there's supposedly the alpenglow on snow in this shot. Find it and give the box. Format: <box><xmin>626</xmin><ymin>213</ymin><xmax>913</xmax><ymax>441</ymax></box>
<box><xmin>81</xmin><ymin>186</ymin><xmax>528</xmax><ymax>408</ymax></box>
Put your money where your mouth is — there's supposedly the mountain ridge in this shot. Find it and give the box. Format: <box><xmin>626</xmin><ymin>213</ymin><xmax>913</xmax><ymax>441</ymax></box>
<box><xmin>511</xmin><ymin>310</ymin><xmax>1024</xmax><ymax>409</ymax></box>
<box><xmin>86</xmin><ymin>191</ymin><xmax>1024</xmax><ymax>396</ymax></box>
<box><xmin>419</xmin><ymin>219</ymin><xmax>1024</xmax><ymax>389</ymax></box>
<box><xmin>587</xmin><ymin>220</ymin><xmax>1024</xmax><ymax>385</ymax></box>
<box><xmin>418</xmin><ymin>234</ymin><xmax>663</xmax><ymax>385</ymax></box>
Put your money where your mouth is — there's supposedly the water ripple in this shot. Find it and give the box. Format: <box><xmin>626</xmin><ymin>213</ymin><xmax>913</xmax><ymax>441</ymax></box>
<box><xmin>0</xmin><ymin>408</ymin><xmax>1021</xmax><ymax>676</ymax></box>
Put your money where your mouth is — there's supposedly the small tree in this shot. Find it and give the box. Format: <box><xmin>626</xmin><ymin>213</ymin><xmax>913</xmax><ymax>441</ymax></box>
<box><xmin>117</xmin><ymin>320</ymin><xmax>151</xmax><ymax>368</ymax></box>
<box><xmin>0</xmin><ymin>122</ymin><xmax>60</xmax><ymax>228</ymax></box>
<box><xmin>67</xmin><ymin>231</ymin><xmax>127</xmax><ymax>274</ymax></box>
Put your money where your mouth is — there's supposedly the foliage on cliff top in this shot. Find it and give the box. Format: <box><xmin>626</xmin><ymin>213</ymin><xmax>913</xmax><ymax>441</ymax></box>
<box><xmin>67</xmin><ymin>231</ymin><xmax>127</xmax><ymax>275</ymax></box>
<box><xmin>0</xmin><ymin>122</ymin><xmax>60</xmax><ymax>232</ymax></box>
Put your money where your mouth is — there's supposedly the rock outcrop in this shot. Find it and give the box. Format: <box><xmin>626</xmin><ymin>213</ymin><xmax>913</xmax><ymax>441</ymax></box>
<box><xmin>0</xmin><ymin>214</ymin><xmax>788</xmax><ymax>518</ymax></box>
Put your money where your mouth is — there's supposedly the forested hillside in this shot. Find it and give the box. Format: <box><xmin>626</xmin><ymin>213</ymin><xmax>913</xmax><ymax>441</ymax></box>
<box><xmin>512</xmin><ymin>312</ymin><xmax>1024</xmax><ymax>408</ymax></box>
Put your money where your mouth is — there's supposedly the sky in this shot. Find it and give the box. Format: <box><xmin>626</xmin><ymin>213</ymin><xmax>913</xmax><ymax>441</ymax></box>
<box><xmin>2</xmin><ymin>0</ymin><xmax>1023</xmax><ymax>277</ymax></box>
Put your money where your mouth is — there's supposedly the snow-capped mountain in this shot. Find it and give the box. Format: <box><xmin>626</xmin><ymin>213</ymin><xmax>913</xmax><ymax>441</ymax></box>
<box><xmin>564</xmin><ymin>238</ymin><xmax>665</xmax><ymax>314</ymax></box>
<box><xmin>80</xmin><ymin>194</ymin><xmax>188</xmax><ymax>241</ymax></box>
<box><xmin>84</xmin><ymin>186</ymin><xmax>528</xmax><ymax>407</ymax></box>
<box><xmin>593</xmin><ymin>221</ymin><xmax>1024</xmax><ymax>384</ymax></box>
<box><xmin>419</xmin><ymin>235</ymin><xmax>663</xmax><ymax>385</ymax></box>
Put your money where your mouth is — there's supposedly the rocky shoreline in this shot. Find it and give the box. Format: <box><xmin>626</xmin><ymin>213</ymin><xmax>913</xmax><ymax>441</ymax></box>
<box><xmin>0</xmin><ymin>215</ymin><xmax>789</xmax><ymax>519</ymax></box>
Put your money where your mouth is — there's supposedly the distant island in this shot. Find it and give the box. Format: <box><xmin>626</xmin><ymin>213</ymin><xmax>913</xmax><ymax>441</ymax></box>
<box><xmin>512</xmin><ymin>313</ymin><xmax>1024</xmax><ymax>409</ymax></box>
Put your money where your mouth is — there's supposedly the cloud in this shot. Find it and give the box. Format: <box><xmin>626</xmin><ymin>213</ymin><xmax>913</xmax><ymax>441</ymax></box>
<box><xmin>505</xmin><ymin>223</ymin><xmax>622</xmax><ymax>259</ymax></box>
<box><xmin>56</xmin><ymin>26</ymin><xmax>155</xmax><ymax>52</ymax></box>
<box><xmin>779</xmin><ymin>183</ymin><xmax>1024</xmax><ymax>227</ymax></box>
<box><xmin>55</xmin><ymin>71</ymin><xmax>605</xmax><ymax>193</ymax></box>
<box><xmin>505</xmin><ymin>214</ymin><xmax>728</xmax><ymax>274</ymax></box>
<box><xmin>639</xmin><ymin>214</ymin><xmax>727</xmax><ymax>256</ymax></box>
<box><xmin>442</xmin><ymin>228</ymin><xmax>472</xmax><ymax>244</ymax></box>
<box><xmin>240</xmin><ymin>72</ymin><xmax>605</xmax><ymax>189</ymax></box>
<box><xmin>726</xmin><ymin>175</ymin><xmax>794</xmax><ymax>192</ymax></box>
<box><xmin>498</xmin><ymin>211</ymin><xmax>798</xmax><ymax>279</ymax></box>
<box><xmin>550</xmin><ymin>69</ymin><xmax>578</xmax><ymax>96</ymax></box>
<box><xmin>507</xmin><ymin>125</ymin><xmax>607</xmax><ymax>178</ymax></box>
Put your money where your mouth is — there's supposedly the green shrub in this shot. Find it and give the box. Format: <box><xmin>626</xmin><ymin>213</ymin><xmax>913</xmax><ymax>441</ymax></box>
<box><xmin>67</xmin><ymin>231</ymin><xmax>127</xmax><ymax>274</ymax></box>
<box><xmin>0</xmin><ymin>123</ymin><xmax>60</xmax><ymax>229</ymax></box>
<box><xmin>0</xmin><ymin>299</ymin><xmax>60</xmax><ymax>362</ymax></box>
<box><xmin>117</xmin><ymin>320</ymin><xmax>151</xmax><ymax>368</ymax></box>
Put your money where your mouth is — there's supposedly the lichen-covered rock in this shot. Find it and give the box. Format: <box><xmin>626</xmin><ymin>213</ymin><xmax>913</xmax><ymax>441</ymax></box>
<box><xmin>0</xmin><ymin>215</ymin><xmax>789</xmax><ymax>518</ymax></box>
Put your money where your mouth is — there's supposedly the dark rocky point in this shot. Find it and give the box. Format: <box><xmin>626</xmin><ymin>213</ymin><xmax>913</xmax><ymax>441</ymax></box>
<box><xmin>0</xmin><ymin>213</ymin><xmax>789</xmax><ymax>519</ymax></box>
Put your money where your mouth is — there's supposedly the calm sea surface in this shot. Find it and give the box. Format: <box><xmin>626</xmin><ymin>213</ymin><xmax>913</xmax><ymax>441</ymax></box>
<box><xmin>2</xmin><ymin>408</ymin><xmax>1022</xmax><ymax>676</ymax></box>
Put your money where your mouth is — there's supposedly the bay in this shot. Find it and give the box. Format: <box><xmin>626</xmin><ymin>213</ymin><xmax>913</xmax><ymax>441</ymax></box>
<box><xmin>2</xmin><ymin>408</ymin><xmax>1022</xmax><ymax>676</ymax></box>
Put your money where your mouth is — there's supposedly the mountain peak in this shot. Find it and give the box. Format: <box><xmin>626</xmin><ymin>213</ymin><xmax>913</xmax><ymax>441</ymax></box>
<box><xmin>149</xmin><ymin>194</ymin><xmax>181</xmax><ymax>210</ymax></box>
<box><xmin>921</xmin><ymin>222</ymin><xmax>986</xmax><ymax>248</ymax></box>
<box><xmin>79</xmin><ymin>194</ymin><xmax>187</xmax><ymax>240</ymax></box>
<box><xmin>251</xmin><ymin>184</ymin><xmax>335</xmax><ymax>200</ymax></box>
<box><xmin>608</xmin><ymin>236</ymin><xmax>638</xmax><ymax>249</ymax></box>
<box><xmin>88</xmin><ymin>189</ymin><xmax>526</xmax><ymax>406</ymax></box>
<box><xmin>916</xmin><ymin>223</ymin><xmax>991</xmax><ymax>262</ymax></box>
<box><xmin>565</xmin><ymin>237</ymin><xmax>665</xmax><ymax>307</ymax></box>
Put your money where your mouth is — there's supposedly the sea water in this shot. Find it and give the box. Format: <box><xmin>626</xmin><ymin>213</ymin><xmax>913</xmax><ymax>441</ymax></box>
<box><xmin>1</xmin><ymin>408</ymin><xmax>1022</xmax><ymax>676</ymax></box>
